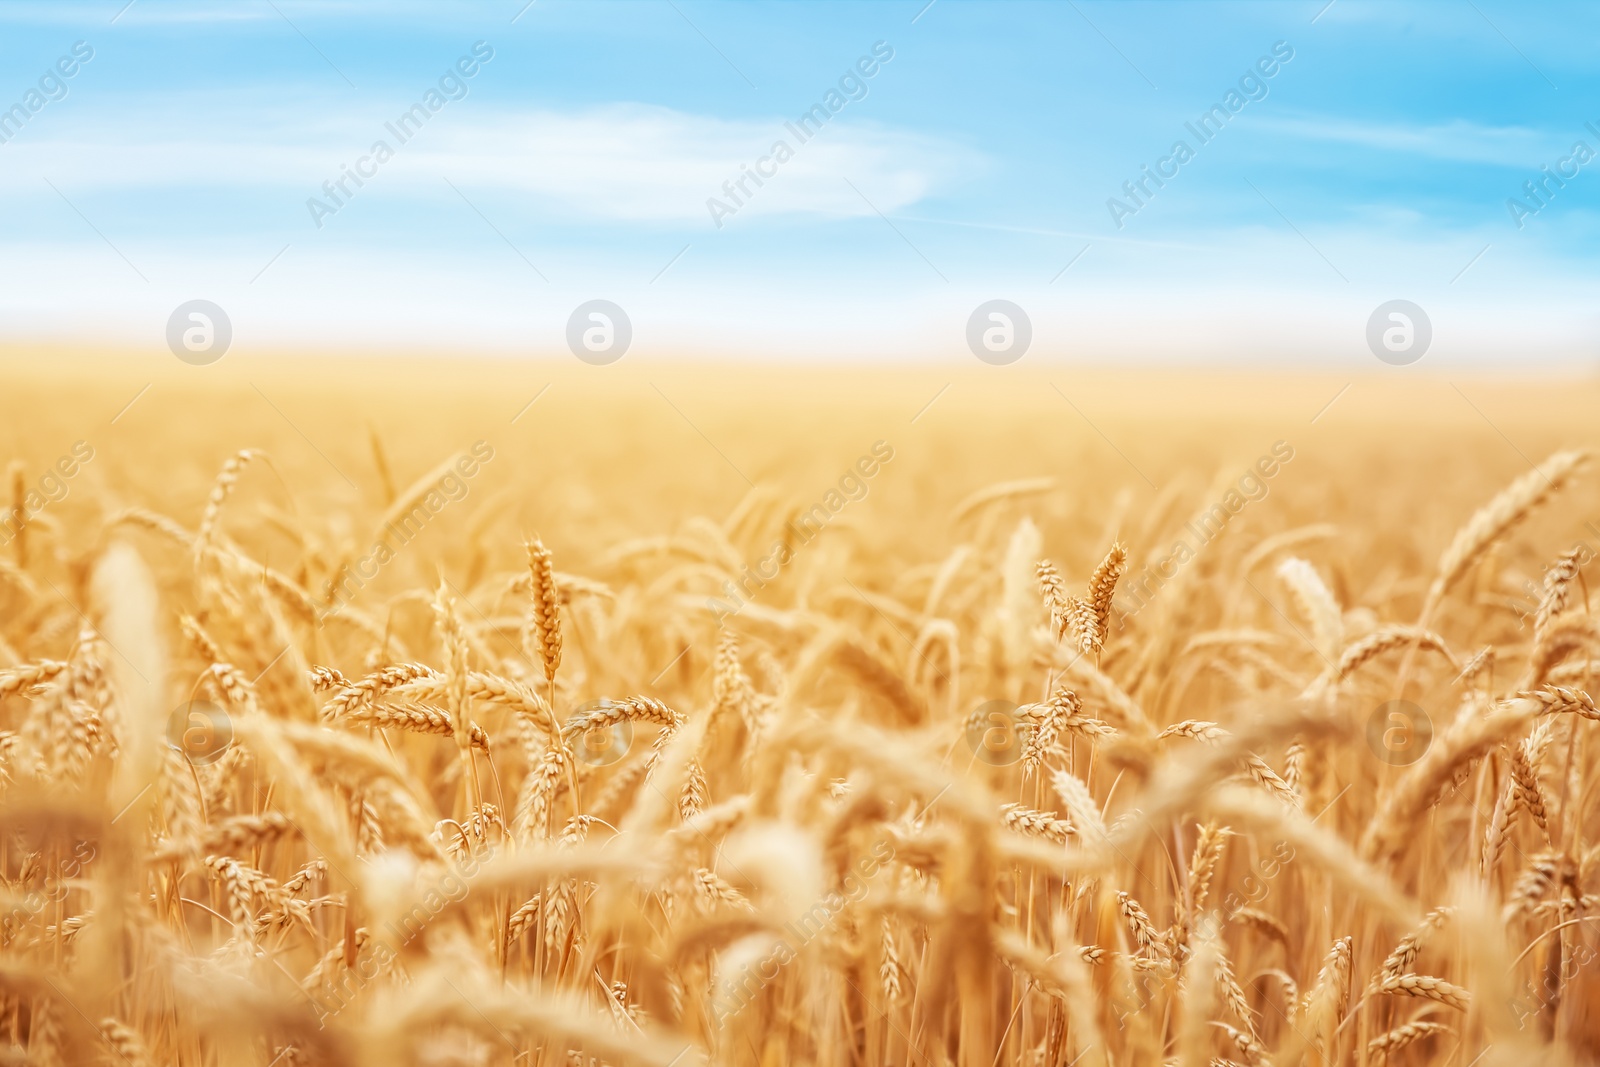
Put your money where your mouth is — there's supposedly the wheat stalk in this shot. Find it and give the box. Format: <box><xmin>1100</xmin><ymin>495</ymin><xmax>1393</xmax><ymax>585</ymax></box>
<box><xmin>1421</xmin><ymin>449</ymin><xmax>1591</xmax><ymax>624</ymax></box>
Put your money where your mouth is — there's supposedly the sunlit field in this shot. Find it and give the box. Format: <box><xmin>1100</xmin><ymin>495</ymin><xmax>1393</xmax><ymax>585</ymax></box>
<box><xmin>2</xmin><ymin>355</ymin><xmax>1599</xmax><ymax>1066</ymax></box>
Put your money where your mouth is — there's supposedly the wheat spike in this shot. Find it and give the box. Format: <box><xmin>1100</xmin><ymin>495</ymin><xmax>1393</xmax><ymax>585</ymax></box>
<box><xmin>1036</xmin><ymin>560</ymin><xmax>1072</xmax><ymax>644</ymax></box>
<box><xmin>1001</xmin><ymin>802</ymin><xmax>1074</xmax><ymax>843</ymax></box>
<box><xmin>1377</xmin><ymin>906</ymin><xmax>1454</xmax><ymax>982</ymax></box>
<box><xmin>525</xmin><ymin>537</ymin><xmax>564</xmax><ymax>688</ymax></box>
<box><xmin>1377</xmin><ymin>973</ymin><xmax>1471</xmax><ymax>1011</ymax></box>
<box><xmin>1082</xmin><ymin>541</ymin><xmax>1126</xmax><ymax>656</ymax></box>
<box><xmin>1422</xmin><ymin>449</ymin><xmax>1590</xmax><ymax>622</ymax></box>
<box><xmin>1335</xmin><ymin>625</ymin><xmax>1456</xmax><ymax>681</ymax></box>
<box><xmin>1367</xmin><ymin>1020</ymin><xmax>1453</xmax><ymax>1055</ymax></box>
<box><xmin>1534</xmin><ymin>546</ymin><xmax>1585</xmax><ymax>640</ymax></box>
<box><xmin>1277</xmin><ymin>556</ymin><xmax>1342</xmax><ymax>665</ymax></box>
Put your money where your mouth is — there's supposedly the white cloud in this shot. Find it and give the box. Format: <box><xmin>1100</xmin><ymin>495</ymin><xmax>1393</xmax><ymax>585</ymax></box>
<box><xmin>0</xmin><ymin>1</ymin><xmax>389</xmax><ymax>25</ymax></box>
<box><xmin>0</xmin><ymin>98</ymin><xmax>976</xmax><ymax>226</ymax></box>
<box><xmin>1254</xmin><ymin>112</ymin><xmax>1570</xmax><ymax>167</ymax></box>
<box><xmin>407</xmin><ymin>104</ymin><xmax>971</xmax><ymax>223</ymax></box>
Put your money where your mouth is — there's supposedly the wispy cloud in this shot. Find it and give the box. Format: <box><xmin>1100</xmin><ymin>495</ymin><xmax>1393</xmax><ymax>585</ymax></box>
<box><xmin>1254</xmin><ymin>112</ymin><xmax>1563</xmax><ymax>167</ymax></box>
<box><xmin>0</xmin><ymin>100</ymin><xmax>975</xmax><ymax>225</ymax></box>
<box><xmin>413</xmin><ymin>105</ymin><xmax>975</xmax><ymax>224</ymax></box>
<box><xmin>0</xmin><ymin>0</ymin><xmax>381</xmax><ymax>24</ymax></box>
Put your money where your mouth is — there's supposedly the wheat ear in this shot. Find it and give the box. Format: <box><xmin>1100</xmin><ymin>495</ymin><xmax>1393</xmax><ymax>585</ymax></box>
<box><xmin>525</xmin><ymin>537</ymin><xmax>563</xmax><ymax>696</ymax></box>
<box><xmin>1420</xmin><ymin>449</ymin><xmax>1590</xmax><ymax>625</ymax></box>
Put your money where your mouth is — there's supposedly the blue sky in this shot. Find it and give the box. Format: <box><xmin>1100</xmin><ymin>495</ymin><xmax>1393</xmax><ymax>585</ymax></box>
<box><xmin>0</xmin><ymin>0</ymin><xmax>1596</xmax><ymax>365</ymax></box>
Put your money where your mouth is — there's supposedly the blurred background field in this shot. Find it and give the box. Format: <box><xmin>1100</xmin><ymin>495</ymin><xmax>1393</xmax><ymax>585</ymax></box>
<box><xmin>5</xmin><ymin>354</ymin><xmax>1597</xmax><ymax>709</ymax></box>
<box><xmin>3</xmin><ymin>353</ymin><xmax>1596</xmax><ymax>602</ymax></box>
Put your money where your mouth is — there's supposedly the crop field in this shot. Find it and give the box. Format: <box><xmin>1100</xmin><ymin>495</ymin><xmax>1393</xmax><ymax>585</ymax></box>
<box><xmin>1</xmin><ymin>356</ymin><xmax>1598</xmax><ymax>1066</ymax></box>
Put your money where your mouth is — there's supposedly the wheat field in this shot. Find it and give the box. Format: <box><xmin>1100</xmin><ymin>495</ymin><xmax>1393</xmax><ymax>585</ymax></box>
<box><xmin>2</xmin><ymin>355</ymin><xmax>1599</xmax><ymax>1066</ymax></box>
